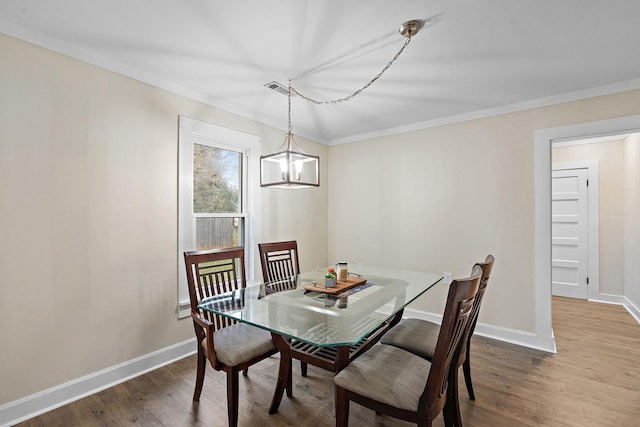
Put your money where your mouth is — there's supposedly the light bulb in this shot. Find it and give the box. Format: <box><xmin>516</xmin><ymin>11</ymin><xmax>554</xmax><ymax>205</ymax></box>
<box><xmin>295</xmin><ymin>160</ymin><xmax>303</xmax><ymax>180</ymax></box>
<box><xmin>279</xmin><ymin>158</ymin><xmax>288</xmax><ymax>180</ymax></box>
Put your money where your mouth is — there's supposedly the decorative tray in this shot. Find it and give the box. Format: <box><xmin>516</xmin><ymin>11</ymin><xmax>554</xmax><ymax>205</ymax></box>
<box><xmin>303</xmin><ymin>276</ymin><xmax>367</xmax><ymax>295</ymax></box>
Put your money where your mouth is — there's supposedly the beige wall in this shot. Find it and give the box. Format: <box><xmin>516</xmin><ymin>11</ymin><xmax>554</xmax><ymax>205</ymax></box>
<box><xmin>327</xmin><ymin>93</ymin><xmax>640</xmax><ymax>333</ymax></box>
<box><xmin>0</xmin><ymin>34</ymin><xmax>327</xmax><ymax>405</ymax></box>
<box><xmin>3</xmin><ymin>29</ymin><xmax>640</xmax><ymax>410</ymax></box>
<box><xmin>552</xmin><ymin>139</ymin><xmax>627</xmax><ymax>295</ymax></box>
<box><xmin>624</xmin><ymin>134</ymin><xmax>640</xmax><ymax>307</ymax></box>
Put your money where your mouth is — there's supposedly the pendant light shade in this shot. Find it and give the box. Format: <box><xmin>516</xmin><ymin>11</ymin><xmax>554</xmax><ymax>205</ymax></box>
<box><xmin>260</xmin><ymin>132</ymin><xmax>320</xmax><ymax>189</ymax></box>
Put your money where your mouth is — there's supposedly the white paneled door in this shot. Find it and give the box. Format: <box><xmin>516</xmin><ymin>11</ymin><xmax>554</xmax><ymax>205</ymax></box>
<box><xmin>551</xmin><ymin>168</ymin><xmax>589</xmax><ymax>298</ymax></box>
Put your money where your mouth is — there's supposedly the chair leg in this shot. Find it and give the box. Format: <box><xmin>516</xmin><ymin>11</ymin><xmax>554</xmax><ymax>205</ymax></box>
<box><xmin>445</xmin><ymin>368</ymin><xmax>463</xmax><ymax>427</ymax></box>
<box><xmin>193</xmin><ymin>347</ymin><xmax>206</xmax><ymax>401</ymax></box>
<box><xmin>443</xmin><ymin>401</ymin><xmax>454</xmax><ymax>427</ymax></box>
<box><xmin>335</xmin><ymin>386</ymin><xmax>350</xmax><ymax>427</ymax></box>
<box><xmin>463</xmin><ymin>354</ymin><xmax>475</xmax><ymax>400</ymax></box>
<box><xmin>227</xmin><ymin>369</ymin><xmax>240</xmax><ymax>427</ymax></box>
<box><xmin>301</xmin><ymin>361</ymin><xmax>308</xmax><ymax>377</ymax></box>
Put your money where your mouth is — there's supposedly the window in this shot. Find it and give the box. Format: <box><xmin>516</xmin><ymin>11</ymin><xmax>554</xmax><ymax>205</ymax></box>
<box><xmin>178</xmin><ymin>116</ymin><xmax>261</xmax><ymax>318</ymax></box>
<box><xmin>193</xmin><ymin>144</ymin><xmax>243</xmax><ymax>249</ymax></box>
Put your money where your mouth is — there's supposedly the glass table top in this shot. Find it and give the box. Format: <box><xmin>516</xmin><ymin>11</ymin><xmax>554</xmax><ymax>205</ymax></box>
<box><xmin>198</xmin><ymin>265</ymin><xmax>443</xmax><ymax>348</ymax></box>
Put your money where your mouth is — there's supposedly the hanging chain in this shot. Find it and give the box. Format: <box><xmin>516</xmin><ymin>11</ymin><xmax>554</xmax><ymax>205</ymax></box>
<box><xmin>290</xmin><ymin>36</ymin><xmax>412</xmax><ymax>105</ymax></box>
<box><xmin>287</xmin><ymin>81</ymin><xmax>293</xmax><ymax>134</ymax></box>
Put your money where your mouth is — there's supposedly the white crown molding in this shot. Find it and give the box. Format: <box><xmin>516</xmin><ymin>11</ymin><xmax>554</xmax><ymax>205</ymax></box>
<box><xmin>3</xmin><ymin>17</ymin><xmax>640</xmax><ymax>147</ymax></box>
<box><xmin>329</xmin><ymin>78</ymin><xmax>640</xmax><ymax>145</ymax></box>
<box><xmin>0</xmin><ymin>18</ymin><xmax>310</xmax><ymax>140</ymax></box>
<box><xmin>552</xmin><ymin>133</ymin><xmax>631</xmax><ymax>147</ymax></box>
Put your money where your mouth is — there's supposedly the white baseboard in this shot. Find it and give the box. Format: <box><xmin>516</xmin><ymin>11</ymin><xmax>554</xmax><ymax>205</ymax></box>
<box><xmin>8</xmin><ymin>296</ymin><xmax>634</xmax><ymax>426</ymax></box>
<box><xmin>589</xmin><ymin>292</ymin><xmax>627</xmax><ymax>305</ymax></box>
<box><xmin>0</xmin><ymin>338</ymin><xmax>197</xmax><ymax>427</ymax></box>
<box><xmin>403</xmin><ymin>307</ymin><xmax>557</xmax><ymax>354</ymax></box>
<box><xmin>588</xmin><ymin>294</ymin><xmax>640</xmax><ymax>324</ymax></box>
<box><xmin>404</xmin><ymin>293</ymin><xmax>640</xmax><ymax>355</ymax></box>
<box><xmin>623</xmin><ymin>296</ymin><xmax>640</xmax><ymax>324</ymax></box>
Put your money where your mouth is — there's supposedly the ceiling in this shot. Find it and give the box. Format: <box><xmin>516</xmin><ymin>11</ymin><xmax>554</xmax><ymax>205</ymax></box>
<box><xmin>2</xmin><ymin>1</ymin><xmax>640</xmax><ymax>145</ymax></box>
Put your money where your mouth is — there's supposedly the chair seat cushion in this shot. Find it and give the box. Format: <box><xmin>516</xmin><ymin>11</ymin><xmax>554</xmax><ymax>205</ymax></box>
<box><xmin>334</xmin><ymin>344</ymin><xmax>431</xmax><ymax>411</ymax></box>
<box><xmin>202</xmin><ymin>323</ymin><xmax>275</xmax><ymax>367</ymax></box>
<box><xmin>380</xmin><ymin>318</ymin><xmax>439</xmax><ymax>360</ymax></box>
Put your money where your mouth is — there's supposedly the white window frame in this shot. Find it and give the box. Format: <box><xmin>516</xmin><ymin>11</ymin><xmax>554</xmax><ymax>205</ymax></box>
<box><xmin>177</xmin><ymin>116</ymin><xmax>261</xmax><ymax>318</ymax></box>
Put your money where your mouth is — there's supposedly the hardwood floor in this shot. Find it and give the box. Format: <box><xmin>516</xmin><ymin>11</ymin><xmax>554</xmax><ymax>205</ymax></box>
<box><xmin>17</xmin><ymin>297</ymin><xmax>640</xmax><ymax>426</ymax></box>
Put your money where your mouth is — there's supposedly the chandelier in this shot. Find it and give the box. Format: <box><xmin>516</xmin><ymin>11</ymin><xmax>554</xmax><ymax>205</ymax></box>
<box><xmin>260</xmin><ymin>19</ymin><xmax>424</xmax><ymax>189</ymax></box>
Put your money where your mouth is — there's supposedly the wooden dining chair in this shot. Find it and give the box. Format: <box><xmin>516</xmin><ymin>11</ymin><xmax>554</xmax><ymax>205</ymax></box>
<box><xmin>333</xmin><ymin>265</ymin><xmax>482</xmax><ymax>427</ymax></box>
<box><xmin>258</xmin><ymin>240</ymin><xmax>300</xmax><ymax>294</ymax></box>
<box><xmin>184</xmin><ymin>246</ymin><xmax>279</xmax><ymax>427</ymax></box>
<box><xmin>380</xmin><ymin>255</ymin><xmax>495</xmax><ymax>402</ymax></box>
<box><xmin>258</xmin><ymin>240</ymin><xmax>309</xmax><ymax>377</ymax></box>
<box><xmin>258</xmin><ymin>241</ymin><xmax>410</xmax><ymax>386</ymax></box>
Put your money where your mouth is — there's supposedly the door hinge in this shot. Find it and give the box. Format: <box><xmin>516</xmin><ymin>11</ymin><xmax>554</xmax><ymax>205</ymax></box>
<box><xmin>586</xmin><ymin>277</ymin><xmax>589</xmax><ymax>284</ymax></box>
<box><xmin>586</xmin><ymin>179</ymin><xmax>589</xmax><ymax>186</ymax></box>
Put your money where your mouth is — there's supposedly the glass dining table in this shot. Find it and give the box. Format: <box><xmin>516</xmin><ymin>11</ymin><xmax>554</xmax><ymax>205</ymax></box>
<box><xmin>198</xmin><ymin>264</ymin><xmax>443</xmax><ymax>414</ymax></box>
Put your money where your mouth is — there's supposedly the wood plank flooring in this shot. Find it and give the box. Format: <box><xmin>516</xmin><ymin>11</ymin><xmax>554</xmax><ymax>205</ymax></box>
<box><xmin>16</xmin><ymin>297</ymin><xmax>640</xmax><ymax>426</ymax></box>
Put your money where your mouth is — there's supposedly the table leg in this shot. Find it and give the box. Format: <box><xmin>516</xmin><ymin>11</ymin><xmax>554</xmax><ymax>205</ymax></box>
<box><xmin>269</xmin><ymin>333</ymin><xmax>292</xmax><ymax>414</ymax></box>
<box><xmin>389</xmin><ymin>309</ymin><xmax>404</xmax><ymax>328</ymax></box>
<box><xmin>334</xmin><ymin>345</ymin><xmax>351</xmax><ymax>372</ymax></box>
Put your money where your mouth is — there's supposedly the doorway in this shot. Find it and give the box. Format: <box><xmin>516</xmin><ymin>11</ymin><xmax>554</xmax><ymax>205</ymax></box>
<box><xmin>533</xmin><ymin>115</ymin><xmax>640</xmax><ymax>353</ymax></box>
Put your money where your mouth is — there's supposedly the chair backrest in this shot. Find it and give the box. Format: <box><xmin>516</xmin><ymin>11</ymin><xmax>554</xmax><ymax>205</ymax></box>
<box><xmin>183</xmin><ymin>246</ymin><xmax>247</xmax><ymax>331</ymax></box>
<box><xmin>454</xmin><ymin>254</ymin><xmax>495</xmax><ymax>368</ymax></box>
<box><xmin>421</xmin><ymin>264</ymin><xmax>482</xmax><ymax>416</ymax></box>
<box><xmin>467</xmin><ymin>254</ymin><xmax>495</xmax><ymax>339</ymax></box>
<box><xmin>258</xmin><ymin>241</ymin><xmax>300</xmax><ymax>292</ymax></box>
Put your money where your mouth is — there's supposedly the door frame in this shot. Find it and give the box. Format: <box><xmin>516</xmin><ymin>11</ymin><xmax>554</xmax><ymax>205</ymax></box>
<box><xmin>551</xmin><ymin>160</ymin><xmax>600</xmax><ymax>300</ymax></box>
<box><xmin>534</xmin><ymin>114</ymin><xmax>640</xmax><ymax>353</ymax></box>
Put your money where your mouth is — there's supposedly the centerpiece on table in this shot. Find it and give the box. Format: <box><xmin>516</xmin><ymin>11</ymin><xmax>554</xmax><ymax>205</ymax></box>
<box><xmin>325</xmin><ymin>267</ymin><xmax>337</xmax><ymax>288</ymax></box>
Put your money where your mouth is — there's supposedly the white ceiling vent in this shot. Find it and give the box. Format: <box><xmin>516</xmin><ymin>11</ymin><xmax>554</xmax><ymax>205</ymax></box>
<box><xmin>264</xmin><ymin>81</ymin><xmax>290</xmax><ymax>96</ymax></box>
